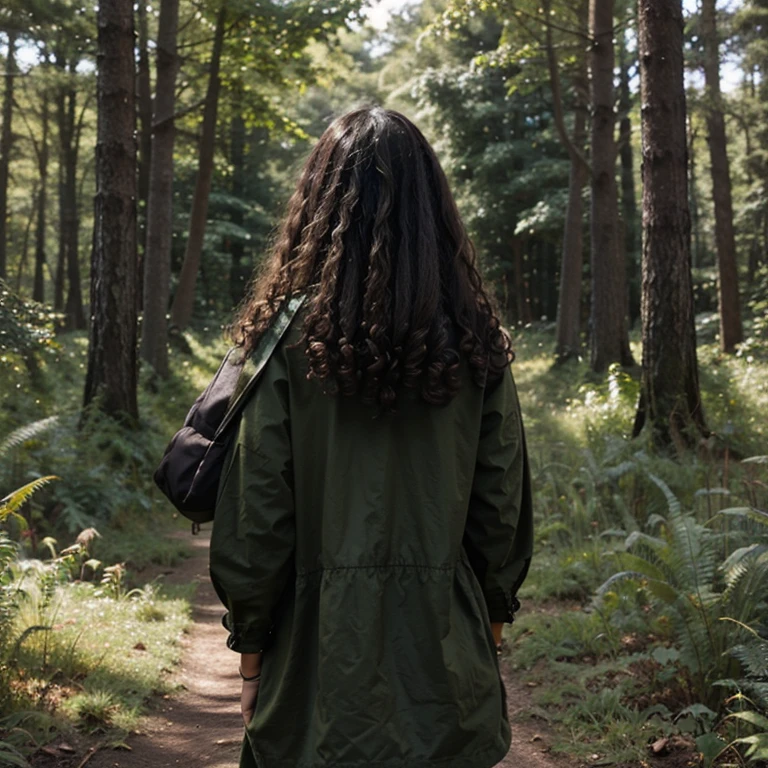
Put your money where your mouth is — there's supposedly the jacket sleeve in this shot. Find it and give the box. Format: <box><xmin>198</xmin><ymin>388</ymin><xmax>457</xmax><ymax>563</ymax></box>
<box><xmin>463</xmin><ymin>364</ymin><xmax>533</xmax><ymax>623</ymax></box>
<box><xmin>209</xmin><ymin>345</ymin><xmax>295</xmax><ymax>653</ymax></box>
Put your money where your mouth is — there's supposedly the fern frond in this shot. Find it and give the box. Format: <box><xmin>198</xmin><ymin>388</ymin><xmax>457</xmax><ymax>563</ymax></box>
<box><xmin>718</xmin><ymin>507</ymin><xmax>768</xmax><ymax>528</ymax></box>
<box><xmin>647</xmin><ymin>472</ymin><xmax>682</xmax><ymax>516</ymax></box>
<box><xmin>742</xmin><ymin>456</ymin><xmax>768</xmax><ymax>465</ymax></box>
<box><xmin>729</xmin><ymin>641</ymin><xmax>768</xmax><ymax>679</ymax></box>
<box><xmin>0</xmin><ymin>416</ymin><xmax>59</xmax><ymax>458</ymax></box>
<box><xmin>0</xmin><ymin>477</ymin><xmax>58</xmax><ymax>522</ymax></box>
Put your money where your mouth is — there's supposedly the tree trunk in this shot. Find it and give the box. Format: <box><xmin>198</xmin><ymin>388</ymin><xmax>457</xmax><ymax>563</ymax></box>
<box><xmin>229</xmin><ymin>105</ymin><xmax>247</xmax><ymax>308</ymax></box>
<box><xmin>0</xmin><ymin>30</ymin><xmax>18</xmax><ymax>281</ymax></box>
<box><xmin>136</xmin><ymin>0</ymin><xmax>153</xmax><ymax>300</ymax></box>
<box><xmin>55</xmin><ymin>54</ymin><xmax>86</xmax><ymax>330</ymax></box>
<box><xmin>688</xmin><ymin>117</ymin><xmax>704</xmax><ymax>270</ymax></box>
<box><xmin>555</xmin><ymin>107</ymin><xmax>588</xmax><ymax>361</ymax></box>
<box><xmin>169</xmin><ymin>4</ymin><xmax>227</xmax><ymax>330</ymax></box>
<box><xmin>588</xmin><ymin>0</ymin><xmax>634</xmax><ymax>371</ymax></box>
<box><xmin>618</xmin><ymin>28</ymin><xmax>640</xmax><ymax>322</ymax></box>
<box><xmin>618</xmin><ymin>29</ymin><xmax>638</xmax><ymax>263</ymax></box>
<box><xmin>701</xmin><ymin>0</ymin><xmax>742</xmax><ymax>353</ymax></box>
<box><xmin>633</xmin><ymin>0</ymin><xmax>707</xmax><ymax>448</ymax></box>
<box><xmin>735</xmin><ymin>106</ymin><xmax>762</xmax><ymax>284</ymax></box>
<box><xmin>63</xmin><ymin>96</ymin><xmax>85</xmax><ymax>331</ymax></box>
<box><xmin>84</xmin><ymin>0</ymin><xmax>138</xmax><ymax>422</ymax></box>
<box><xmin>15</xmin><ymin>187</ymin><xmax>36</xmax><ymax>292</ymax></box>
<box><xmin>543</xmin><ymin>0</ymin><xmax>590</xmax><ymax>361</ymax></box>
<box><xmin>33</xmin><ymin>88</ymin><xmax>50</xmax><ymax>303</ymax></box>
<box><xmin>140</xmin><ymin>0</ymin><xmax>180</xmax><ymax>378</ymax></box>
<box><xmin>54</xmin><ymin>156</ymin><xmax>65</xmax><ymax>311</ymax></box>
<box><xmin>137</xmin><ymin>1</ymin><xmax>152</xmax><ymax>221</ymax></box>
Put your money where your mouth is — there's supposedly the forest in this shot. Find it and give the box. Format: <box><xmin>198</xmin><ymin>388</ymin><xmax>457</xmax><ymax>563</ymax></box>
<box><xmin>0</xmin><ymin>0</ymin><xmax>767</xmax><ymax>766</ymax></box>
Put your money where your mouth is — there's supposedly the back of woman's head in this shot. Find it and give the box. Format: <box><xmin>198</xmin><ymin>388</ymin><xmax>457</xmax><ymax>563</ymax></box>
<box><xmin>233</xmin><ymin>106</ymin><xmax>512</xmax><ymax>408</ymax></box>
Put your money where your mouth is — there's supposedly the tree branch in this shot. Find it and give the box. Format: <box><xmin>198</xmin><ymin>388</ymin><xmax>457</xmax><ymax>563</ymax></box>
<box><xmin>542</xmin><ymin>0</ymin><xmax>591</xmax><ymax>177</ymax></box>
<box><xmin>153</xmin><ymin>98</ymin><xmax>207</xmax><ymax>131</ymax></box>
<box><xmin>509</xmin><ymin>2</ymin><xmax>593</xmax><ymax>43</ymax></box>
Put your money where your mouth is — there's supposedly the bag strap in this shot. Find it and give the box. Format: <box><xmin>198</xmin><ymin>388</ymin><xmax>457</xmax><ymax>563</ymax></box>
<box><xmin>214</xmin><ymin>294</ymin><xmax>305</xmax><ymax>439</ymax></box>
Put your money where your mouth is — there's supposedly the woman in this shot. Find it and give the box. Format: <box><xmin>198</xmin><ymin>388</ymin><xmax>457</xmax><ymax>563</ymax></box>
<box><xmin>210</xmin><ymin>106</ymin><xmax>533</xmax><ymax>768</ymax></box>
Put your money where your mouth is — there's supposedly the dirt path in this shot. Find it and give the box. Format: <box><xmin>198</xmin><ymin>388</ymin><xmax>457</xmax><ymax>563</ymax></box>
<box><xmin>88</xmin><ymin>534</ymin><xmax>242</xmax><ymax>768</ymax></box>
<box><xmin>87</xmin><ymin>535</ymin><xmax>570</xmax><ymax>768</ymax></box>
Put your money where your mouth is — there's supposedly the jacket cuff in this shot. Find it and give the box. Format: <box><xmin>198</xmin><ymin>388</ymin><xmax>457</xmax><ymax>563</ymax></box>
<box><xmin>221</xmin><ymin>612</ymin><xmax>272</xmax><ymax>653</ymax></box>
<box><xmin>484</xmin><ymin>591</ymin><xmax>521</xmax><ymax>624</ymax></box>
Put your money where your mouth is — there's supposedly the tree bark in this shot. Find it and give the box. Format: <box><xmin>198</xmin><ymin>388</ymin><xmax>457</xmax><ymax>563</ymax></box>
<box><xmin>737</xmin><ymin>119</ymin><xmax>762</xmax><ymax>283</ymax></box>
<box><xmin>140</xmin><ymin>0</ymin><xmax>180</xmax><ymax>378</ymax></box>
<box><xmin>136</xmin><ymin>0</ymin><xmax>153</xmax><ymax>291</ymax></box>
<box><xmin>15</xmin><ymin>186</ymin><xmax>36</xmax><ymax>292</ymax></box>
<box><xmin>701</xmin><ymin>0</ymin><xmax>742</xmax><ymax>353</ymax></box>
<box><xmin>588</xmin><ymin>0</ymin><xmax>634</xmax><ymax>371</ymax></box>
<box><xmin>169</xmin><ymin>4</ymin><xmax>227</xmax><ymax>330</ymax></box>
<box><xmin>54</xmin><ymin>156</ymin><xmax>65</xmax><ymax>311</ymax></box>
<box><xmin>0</xmin><ymin>30</ymin><xmax>18</xmax><ymax>281</ymax></box>
<box><xmin>618</xmin><ymin>29</ymin><xmax>638</xmax><ymax>264</ymax></box>
<box><xmin>688</xmin><ymin>117</ymin><xmax>704</xmax><ymax>270</ymax></box>
<box><xmin>63</xmin><ymin>92</ymin><xmax>85</xmax><ymax>331</ymax></box>
<box><xmin>33</xmin><ymin>87</ymin><xmax>50</xmax><ymax>303</ymax></box>
<box><xmin>555</xmin><ymin>107</ymin><xmax>588</xmax><ymax>361</ymax></box>
<box><xmin>229</xmin><ymin>105</ymin><xmax>247</xmax><ymax>308</ymax></box>
<box><xmin>618</xmin><ymin>27</ymin><xmax>639</xmax><ymax>324</ymax></box>
<box><xmin>137</xmin><ymin>1</ymin><xmax>152</xmax><ymax>220</ymax></box>
<box><xmin>84</xmin><ymin>0</ymin><xmax>138</xmax><ymax>422</ymax></box>
<box><xmin>633</xmin><ymin>0</ymin><xmax>707</xmax><ymax>448</ymax></box>
<box><xmin>55</xmin><ymin>53</ymin><xmax>86</xmax><ymax>330</ymax></box>
<box><xmin>547</xmin><ymin>0</ymin><xmax>589</xmax><ymax>361</ymax></box>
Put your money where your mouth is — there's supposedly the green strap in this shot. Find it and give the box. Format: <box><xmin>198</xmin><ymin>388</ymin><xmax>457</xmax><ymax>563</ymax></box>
<box><xmin>215</xmin><ymin>295</ymin><xmax>305</xmax><ymax>439</ymax></box>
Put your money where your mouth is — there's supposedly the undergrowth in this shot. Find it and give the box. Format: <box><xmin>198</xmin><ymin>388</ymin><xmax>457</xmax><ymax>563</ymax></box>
<box><xmin>0</xmin><ymin>529</ymin><xmax>192</xmax><ymax>761</ymax></box>
<box><xmin>506</xmin><ymin>324</ymin><xmax>768</xmax><ymax>767</ymax></box>
<box><xmin>0</xmin><ymin>309</ymin><xmax>223</xmax><ymax>764</ymax></box>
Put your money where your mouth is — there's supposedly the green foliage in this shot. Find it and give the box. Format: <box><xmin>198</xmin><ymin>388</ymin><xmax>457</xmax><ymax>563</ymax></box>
<box><xmin>0</xmin><ymin>477</ymin><xmax>58</xmax><ymax>527</ymax></box>
<box><xmin>0</xmin><ymin>281</ymin><xmax>59</xmax><ymax>360</ymax></box>
<box><xmin>748</xmin><ymin>265</ymin><xmax>768</xmax><ymax>341</ymax></box>
<box><xmin>716</xmin><ymin>508</ymin><xmax>768</xmax><ymax>765</ymax></box>
<box><xmin>596</xmin><ymin>474</ymin><xmax>768</xmax><ymax>710</ymax></box>
<box><xmin>0</xmin><ymin>326</ymin><xmax>216</xmax><ymax>754</ymax></box>
<box><xmin>505</xmin><ymin>325</ymin><xmax>768</xmax><ymax>765</ymax></box>
<box><xmin>0</xmin><ymin>527</ymin><xmax>191</xmax><ymax>747</ymax></box>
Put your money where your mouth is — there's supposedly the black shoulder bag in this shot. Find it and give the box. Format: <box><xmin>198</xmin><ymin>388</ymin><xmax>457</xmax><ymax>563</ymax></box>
<box><xmin>154</xmin><ymin>296</ymin><xmax>305</xmax><ymax>532</ymax></box>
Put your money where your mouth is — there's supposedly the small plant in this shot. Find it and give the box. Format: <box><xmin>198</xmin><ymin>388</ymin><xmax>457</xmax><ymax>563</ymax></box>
<box><xmin>0</xmin><ymin>477</ymin><xmax>59</xmax><ymax>528</ymax></box>
<box><xmin>96</xmin><ymin>563</ymin><xmax>128</xmax><ymax>600</ymax></box>
<box><xmin>63</xmin><ymin>690</ymin><xmax>119</xmax><ymax>731</ymax></box>
<box><xmin>596</xmin><ymin>474</ymin><xmax>768</xmax><ymax>710</ymax></box>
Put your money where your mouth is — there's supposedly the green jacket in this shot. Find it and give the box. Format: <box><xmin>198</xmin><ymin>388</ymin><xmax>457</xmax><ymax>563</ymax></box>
<box><xmin>209</xmin><ymin>319</ymin><xmax>534</xmax><ymax>768</ymax></box>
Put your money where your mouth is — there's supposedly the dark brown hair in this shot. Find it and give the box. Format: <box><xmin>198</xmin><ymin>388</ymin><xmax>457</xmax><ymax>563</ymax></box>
<box><xmin>232</xmin><ymin>106</ymin><xmax>512</xmax><ymax>408</ymax></box>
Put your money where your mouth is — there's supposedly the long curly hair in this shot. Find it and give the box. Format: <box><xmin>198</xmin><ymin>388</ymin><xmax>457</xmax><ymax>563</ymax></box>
<box><xmin>232</xmin><ymin>106</ymin><xmax>512</xmax><ymax>409</ymax></box>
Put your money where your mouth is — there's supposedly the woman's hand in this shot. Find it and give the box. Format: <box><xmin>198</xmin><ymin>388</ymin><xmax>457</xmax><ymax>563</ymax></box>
<box><xmin>241</xmin><ymin>678</ymin><xmax>261</xmax><ymax>726</ymax></box>
<box><xmin>240</xmin><ymin>652</ymin><xmax>263</xmax><ymax>727</ymax></box>
<box><xmin>491</xmin><ymin>622</ymin><xmax>504</xmax><ymax>654</ymax></box>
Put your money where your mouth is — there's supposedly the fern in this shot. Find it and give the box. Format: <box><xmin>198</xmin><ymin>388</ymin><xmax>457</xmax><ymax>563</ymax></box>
<box><xmin>0</xmin><ymin>741</ymin><xmax>28</xmax><ymax>767</ymax></box>
<box><xmin>647</xmin><ymin>472</ymin><xmax>683</xmax><ymax>516</ymax></box>
<box><xmin>725</xmin><ymin>711</ymin><xmax>768</xmax><ymax>764</ymax></box>
<box><xmin>597</xmin><ymin>471</ymin><xmax>768</xmax><ymax>709</ymax></box>
<box><xmin>0</xmin><ymin>417</ymin><xmax>59</xmax><ymax>459</ymax></box>
<box><xmin>0</xmin><ymin>477</ymin><xmax>58</xmax><ymax>524</ymax></box>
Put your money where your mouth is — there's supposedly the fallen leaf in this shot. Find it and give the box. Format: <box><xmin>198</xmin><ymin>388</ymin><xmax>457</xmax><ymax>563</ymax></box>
<box><xmin>650</xmin><ymin>737</ymin><xmax>669</xmax><ymax>754</ymax></box>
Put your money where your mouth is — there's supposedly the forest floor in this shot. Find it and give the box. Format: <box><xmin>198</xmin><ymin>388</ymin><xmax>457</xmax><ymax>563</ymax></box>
<box><xmin>39</xmin><ymin>533</ymin><xmax>575</xmax><ymax>768</ymax></box>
